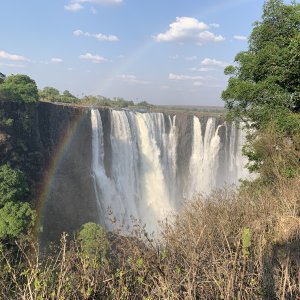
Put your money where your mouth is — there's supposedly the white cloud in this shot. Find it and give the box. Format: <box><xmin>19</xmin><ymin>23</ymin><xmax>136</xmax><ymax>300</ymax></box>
<box><xmin>201</xmin><ymin>58</ymin><xmax>228</xmax><ymax>67</ymax></box>
<box><xmin>118</xmin><ymin>74</ymin><xmax>149</xmax><ymax>85</ymax></box>
<box><xmin>64</xmin><ymin>3</ymin><xmax>83</xmax><ymax>11</ymax></box>
<box><xmin>169</xmin><ymin>73</ymin><xmax>204</xmax><ymax>81</ymax></box>
<box><xmin>0</xmin><ymin>62</ymin><xmax>26</xmax><ymax>68</ymax></box>
<box><xmin>73</xmin><ymin>29</ymin><xmax>84</xmax><ymax>36</ymax></box>
<box><xmin>51</xmin><ymin>57</ymin><xmax>63</xmax><ymax>63</ymax></box>
<box><xmin>189</xmin><ymin>67</ymin><xmax>213</xmax><ymax>72</ymax></box>
<box><xmin>65</xmin><ymin>0</ymin><xmax>122</xmax><ymax>11</ymax></box>
<box><xmin>234</xmin><ymin>35</ymin><xmax>247</xmax><ymax>41</ymax></box>
<box><xmin>73</xmin><ymin>29</ymin><xmax>119</xmax><ymax>41</ymax></box>
<box><xmin>93</xmin><ymin>33</ymin><xmax>119</xmax><ymax>41</ymax></box>
<box><xmin>154</xmin><ymin>17</ymin><xmax>224</xmax><ymax>45</ymax></box>
<box><xmin>79</xmin><ymin>52</ymin><xmax>110</xmax><ymax>63</ymax></box>
<box><xmin>0</xmin><ymin>50</ymin><xmax>29</xmax><ymax>62</ymax></box>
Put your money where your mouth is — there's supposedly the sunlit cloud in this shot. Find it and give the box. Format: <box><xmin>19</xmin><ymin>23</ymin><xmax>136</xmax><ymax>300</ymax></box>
<box><xmin>51</xmin><ymin>57</ymin><xmax>63</xmax><ymax>63</ymax></box>
<box><xmin>154</xmin><ymin>17</ymin><xmax>224</xmax><ymax>45</ymax></box>
<box><xmin>201</xmin><ymin>58</ymin><xmax>228</xmax><ymax>67</ymax></box>
<box><xmin>169</xmin><ymin>73</ymin><xmax>204</xmax><ymax>80</ymax></box>
<box><xmin>79</xmin><ymin>52</ymin><xmax>110</xmax><ymax>63</ymax></box>
<box><xmin>64</xmin><ymin>0</ymin><xmax>122</xmax><ymax>12</ymax></box>
<box><xmin>189</xmin><ymin>67</ymin><xmax>213</xmax><ymax>72</ymax></box>
<box><xmin>0</xmin><ymin>50</ymin><xmax>29</xmax><ymax>62</ymax></box>
<box><xmin>73</xmin><ymin>29</ymin><xmax>119</xmax><ymax>41</ymax></box>
<box><xmin>0</xmin><ymin>62</ymin><xmax>26</xmax><ymax>68</ymax></box>
<box><xmin>234</xmin><ymin>35</ymin><xmax>247</xmax><ymax>41</ymax></box>
<box><xmin>117</xmin><ymin>74</ymin><xmax>150</xmax><ymax>85</ymax></box>
<box><xmin>64</xmin><ymin>3</ymin><xmax>83</xmax><ymax>11</ymax></box>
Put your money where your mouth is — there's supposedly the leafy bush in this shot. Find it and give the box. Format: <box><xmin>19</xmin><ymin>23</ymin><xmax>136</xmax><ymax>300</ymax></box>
<box><xmin>0</xmin><ymin>164</ymin><xmax>29</xmax><ymax>206</ymax></box>
<box><xmin>0</xmin><ymin>74</ymin><xmax>39</xmax><ymax>103</ymax></box>
<box><xmin>78</xmin><ymin>222</ymin><xmax>109</xmax><ymax>264</ymax></box>
<box><xmin>0</xmin><ymin>202</ymin><xmax>35</xmax><ymax>239</ymax></box>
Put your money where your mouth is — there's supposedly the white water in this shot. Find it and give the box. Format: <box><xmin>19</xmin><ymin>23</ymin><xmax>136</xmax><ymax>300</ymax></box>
<box><xmin>91</xmin><ymin>109</ymin><xmax>248</xmax><ymax>233</ymax></box>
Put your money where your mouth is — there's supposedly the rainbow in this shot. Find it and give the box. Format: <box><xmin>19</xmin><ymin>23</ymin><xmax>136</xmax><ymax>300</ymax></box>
<box><xmin>34</xmin><ymin>106</ymin><xmax>88</xmax><ymax>238</ymax></box>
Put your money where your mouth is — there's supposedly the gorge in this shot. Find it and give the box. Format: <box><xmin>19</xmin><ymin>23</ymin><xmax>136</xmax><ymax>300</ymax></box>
<box><xmin>0</xmin><ymin>102</ymin><xmax>248</xmax><ymax>243</ymax></box>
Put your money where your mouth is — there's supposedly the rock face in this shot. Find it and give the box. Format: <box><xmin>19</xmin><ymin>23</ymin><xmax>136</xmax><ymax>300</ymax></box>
<box><xmin>0</xmin><ymin>101</ymin><xmax>248</xmax><ymax>244</ymax></box>
<box><xmin>0</xmin><ymin>101</ymin><xmax>98</xmax><ymax>244</ymax></box>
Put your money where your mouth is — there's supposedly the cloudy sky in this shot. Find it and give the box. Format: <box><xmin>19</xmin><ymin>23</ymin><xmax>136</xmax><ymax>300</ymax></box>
<box><xmin>0</xmin><ymin>0</ymin><xmax>267</xmax><ymax>106</ymax></box>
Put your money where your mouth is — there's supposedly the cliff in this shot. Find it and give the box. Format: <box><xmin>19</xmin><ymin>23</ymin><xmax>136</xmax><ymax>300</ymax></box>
<box><xmin>0</xmin><ymin>101</ymin><xmax>98</xmax><ymax>244</ymax></box>
<box><xmin>0</xmin><ymin>101</ymin><xmax>242</xmax><ymax>244</ymax></box>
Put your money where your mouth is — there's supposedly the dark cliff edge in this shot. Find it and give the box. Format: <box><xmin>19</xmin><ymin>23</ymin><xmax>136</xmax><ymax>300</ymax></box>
<box><xmin>0</xmin><ymin>101</ymin><xmax>99</xmax><ymax>245</ymax></box>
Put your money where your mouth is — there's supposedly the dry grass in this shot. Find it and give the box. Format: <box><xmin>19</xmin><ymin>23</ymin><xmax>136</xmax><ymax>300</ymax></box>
<box><xmin>0</xmin><ymin>176</ymin><xmax>299</xmax><ymax>299</ymax></box>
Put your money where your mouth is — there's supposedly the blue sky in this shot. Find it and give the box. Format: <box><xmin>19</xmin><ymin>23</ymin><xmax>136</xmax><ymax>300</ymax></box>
<box><xmin>0</xmin><ymin>0</ymin><xmax>267</xmax><ymax>106</ymax></box>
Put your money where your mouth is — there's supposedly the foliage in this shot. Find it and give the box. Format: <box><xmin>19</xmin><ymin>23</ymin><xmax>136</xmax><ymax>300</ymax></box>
<box><xmin>80</xmin><ymin>95</ymin><xmax>142</xmax><ymax>108</ymax></box>
<box><xmin>136</xmin><ymin>101</ymin><xmax>154</xmax><ymax>109</ymax></box>
<box><xmin>0</xmin><ymin>164</ymin><xmax>34</xmax><ymax>240</ymax></box>
<box><xmin>39</xmin><ymin>87</ymin><xmax>79</xmax><ymax>104</ymax></box>
<box><xmin>222</xmin><ymin>0</ymin><xmax>300</xmax><ymax>181</ymax></box>
<box><xmin>111</xmin><ymin>97</ymin><xmax>134</xmax><ymax>108</ymax></box>
<box><xmin>78</xmin><ymin>222</ymin><xmax>109</xmax><ymax>263</ymax></box>
<box><xmin>0</xmin><ymin>201</ymin><xmax>35</xmax><ymax>239</ymax></box>
<box><xmin>60</xmin><ymin>90</ymin><xmax>79</xmax><ymax>103</ymax></box>
<box><xmin>80</xmin><ymin>95</ymin><xmax>113</xmax><ymax>106</ymax></box>
<box><xmin>0</xmin><ymin>74</ymin><xmax>39</xmax><ymax>103</ymax></box>
<box><xmin>222</xmin><ymin>0</ymin><xmax>300</xmax><ymax>127</ymax></box>
<box><xmin>0</xmin><ymin>164</ymin><xmax>29</xmax><ymax>207</ymax></box>
<box><xmin>39</xmin><ymin>86</ymin><xmax>60</xmax><ymax>102</ymax></box>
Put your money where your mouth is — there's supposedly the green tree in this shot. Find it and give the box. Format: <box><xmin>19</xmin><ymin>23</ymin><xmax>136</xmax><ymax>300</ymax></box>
<box><xmin>222</xmin><ymin>0</ymin><xmax>300</xmax><ymax>179</ymax></box>
<box><xmin>60</xmin><ymin>90</ymin><xmax>79</xmax><ymax>103</ymax></box>
<box><xmin>0</xmin><ymin>201</ymin><xmax>35</xmax><ymax>239</ymax></box>
<box><xmin>78</xmin><ymin>222</ymin><xmax>109</xmax><ymax>263</ymax></box>
<box><xmin>0</xmin><ymin>164</ymin><xmax>29</xmax><ymax>207</ymax></box>
<box><xmin>0</xmin><ymin>164</ymin><xmax>34</xmax><ymax>240</ymax></box>
<box><xmin>39</xmin><ymin>86</ymin><xmax>60</xmax><ymax>102</ymax></box>
<box><xmin>0</xmin><ymin>74</ymin><xmax>39</xmax><ymax>103</ymax></box>
<box><xmin>222</xmin><ymin>0</ymin><xmax>300</xmax><ymax>127</ymax></box>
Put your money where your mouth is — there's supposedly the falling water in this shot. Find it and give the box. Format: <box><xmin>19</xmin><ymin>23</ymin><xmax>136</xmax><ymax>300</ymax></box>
<box><xmin>91</xmin><ymin>109</ymin><xmax>249</xmax><ymax>233</ymax></box>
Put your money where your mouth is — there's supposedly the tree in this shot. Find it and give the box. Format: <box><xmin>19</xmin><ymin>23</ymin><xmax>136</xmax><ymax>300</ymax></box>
<box><xmin>39</xmin><ymin>86</ymin><xmax>60</xmax><ymax>102</ymax></box>
<box><xmin>0</xmin><ymin>201</ymin><xmax>35</xmax><ymax>239</ymax></box>
<box><xmin>0</xmin><ymin>164</ymin><xmax>29</xmax><ymax>207</ymax></box>
<box><xmin>0</xmin><ymin>74</ymin><xmax>39</xmax><ymax>103</ymax></box>
<box><xmin>78</xmin><ymin>222</ymin><xmax>109</xmax><ymax>263</ymax></box>
<box><xmin>0</xmin><ymin>164</ymin><xmax>34</xmax><ymax>240</ymax></box>
<box><xmin>60</xmin><ymin>90</ymin><xmax>79</xmax><ymax>103</ymax></box>
<box><xmin>222</xmin><ymin>0</ymin><xmax>300</xmax><ymax>179</ymax></box>
<box><xmin>222</xmin><ymin>0</ymin><xmax>300</xmax><ymax>128</ymax></box>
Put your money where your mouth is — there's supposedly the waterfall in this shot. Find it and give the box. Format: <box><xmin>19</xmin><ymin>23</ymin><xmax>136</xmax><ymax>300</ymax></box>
<box><xmin>91</xmin><ymin>109</ymin><xmax>249</xmax><ymax>233</ymax></box>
